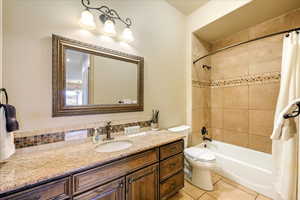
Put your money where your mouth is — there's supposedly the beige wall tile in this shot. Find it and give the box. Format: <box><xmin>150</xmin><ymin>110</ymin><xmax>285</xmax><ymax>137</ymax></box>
<box><xmin>224</xmin><ymin>109</ymin><xmax>249</xmax><ymax>133</ymax></box>
<box><xmin>192</xmin><ymin>67</ymin><xmax>199</xmax><ymax>81</ymax></box>
<box><xmin>286</xmin><ymin>8</ymin><xmax>300</xmax><ymax>28</ymax></box>
<box><xmin>223</xmin><ymin>86</ymin><xmax>249</xmax><ymax>109</ymax></box>
<box><xmin>210</xmin><ymin>52</ymin><xmax>225</xmax><ymax>80</ymax></box>
<box><xmin>212</xmin><ymin>29</ymin><xmax>250</xmax><ymax>51</ymax></box>
<box><xmin>249</xmin><ymin>110</ymin><xmax>274</xmax><ymax>136</ymax></box>
<box><xmin>211</xmin><ymin>46</ymin><xmax>249</xmax><ymax>80</ymax></box>
<box><xmin>193</xmin><ymin>87</ymin><xmax>210</xmax><ymax>109</ymax></box>
<box><xmin>248</xmin><ymin>35</ymin><xmax>283</xmax><ymax>73</ymax></box>
<box><xmin>249</xmin><ymin>83</ymin><xmax>279</xmax><ymax>110</ymax></box>
<box><xmin>223</xmin><ymin>130</ymin><xmax>249</xmax><ymax>148</ymax></box>
<box><xmin>193</xmin><ymin>58</ymin><xmax>211</xmax><ymax>82</ymax></box>
<box><xmin>250</xmin><ymin>13</ymin><xmax>292</xmax><ymax>39</ymax></box>
<box><xmin>192</xmin><ymin>109</ymin><xmax>201</xmax><ymax>132</ymax></box>
<box><xmin>210</xmin><ymin>109</ymin><xmax>223</xmax><ymax>128</ymax></box>
<box><xmin>190</xmin><ymin>132</ymin><xmax>202</xmax><ymax>146</ymax></box>
<box><xmin>249</xmin><ymin>134</ymin><xmax>272</xmax><ymax>154</ymax></box>
<box><xmin>221</xmin><ymin>46</ymin><xmax>249</xmax><ymax>79</ymax></box>
<box><xmin>192</xmin><ymin>34</ymin><xmax>211</xmax><ymax>60</ymax></box>
<box><xmin>210</xmin><ymin>128</ymin><xmax>223</xmax><ymax>141</ymax></box>
<box><xmin>210</xmin><ymin>88</ymin><xmax>223</xmax><ymax>108</ymax></box>
<box><xmin>192</xmin><ymin>109</ymin><xmax>210</xmax><ymax>132</ymax></box>
<box><xmin>249</xmin><ymin>57</ymin><xmax>282</xmax><ymax>75</ymax></box>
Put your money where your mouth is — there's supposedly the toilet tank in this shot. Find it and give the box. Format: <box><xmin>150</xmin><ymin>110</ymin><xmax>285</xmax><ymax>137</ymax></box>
<box><xmin>167</xmin><ymin>125</ymin><xmax>190</xmax><ymax>148</ymax></box>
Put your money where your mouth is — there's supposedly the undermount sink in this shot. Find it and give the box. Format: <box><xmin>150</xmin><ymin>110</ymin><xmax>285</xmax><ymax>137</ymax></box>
<box><xmin>95</xmin><ymin>140</ymin><xmax>133</xmax><ymax>153</ymax></box>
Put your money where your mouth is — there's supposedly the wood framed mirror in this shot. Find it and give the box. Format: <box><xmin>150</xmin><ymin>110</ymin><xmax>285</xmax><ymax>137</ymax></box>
<box><xmin>52</xmin><ymin>35</ymin><xmax>144</xmax><ymax>117</ymax></box>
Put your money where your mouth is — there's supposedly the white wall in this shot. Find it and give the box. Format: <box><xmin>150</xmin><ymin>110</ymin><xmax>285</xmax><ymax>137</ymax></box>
<box><xmin>187</xmin><ymin>0</ymin><xmax>252</xmax><ymax>32</ymax></box>
<box><xmin>3</xmin><ymin>0</ymin><xmax>186</xmax><ymax>131</ymax></box>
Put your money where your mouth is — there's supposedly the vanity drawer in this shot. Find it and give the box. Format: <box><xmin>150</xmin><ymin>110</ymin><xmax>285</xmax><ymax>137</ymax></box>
<box><xmin>1</xmin><ymin>177</ymin><xmax>71</xmax><ymax>200</ymax></box>
<box><xmin>160</xmin><ymin>153</ymin><xmax>184</xmax><ymax>181</ymax></box>
<box><xmin>159</xmin><ymin>171</ymin><xmax>184</xmax><ymax>200</ymax></box>
<box><xmin>73</xmin><ymin>148</ymin><xmax>159</xmax><ymax>194</ymax></box>
<box><xmin>160</xmin><ymin>140</ymin><xmax>183</xmax><ymax>160</ymax></box>
<box><xmin>73</xmin><ymin>178</ymin><xmax>125</xmax><ymax>200</ymax></box>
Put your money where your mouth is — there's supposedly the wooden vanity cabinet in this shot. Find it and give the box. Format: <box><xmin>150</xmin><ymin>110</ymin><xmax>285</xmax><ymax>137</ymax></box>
<box><xmin>73</xmin><ymin>178</ymin><xmax>125</xmax><ymax>200</ymax></box>
<box><xmin>0</xmin><ymin>177</ymin><xmax>71</xmax><ymax>200</ymax></box>
<box><xmin>0</xmin><ymin>140</ymin><xmax>184</xmax><ymax>200</ymax></box>
<box><xmin>126</xmin><ymin>164</ymin><xmax>159</xmax><ymax>200</ymax></box>
<box><xmin>159</xmin><ymin>140</ymin><xmax>184</xmax><ymax>200</ymax></box>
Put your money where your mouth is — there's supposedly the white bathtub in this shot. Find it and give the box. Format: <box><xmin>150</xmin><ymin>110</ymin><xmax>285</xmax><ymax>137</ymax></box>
<box><xmin>206</xmin><ymin>141</ymin><xmax>274</xmax><ymax>198</ymax></box>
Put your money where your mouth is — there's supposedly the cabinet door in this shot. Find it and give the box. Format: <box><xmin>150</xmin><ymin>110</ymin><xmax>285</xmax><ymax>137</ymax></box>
<box><xmin>126</xmin><ymin>164</ymin><xmax>159</xmax><ymax>200</ymax></box>
<box><xmin>74</xmin><ymin>178</ymin><xmax>125</xmax><ymax>200</ymax></box>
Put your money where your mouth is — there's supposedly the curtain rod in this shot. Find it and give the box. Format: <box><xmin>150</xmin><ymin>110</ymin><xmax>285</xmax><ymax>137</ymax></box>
<box><xmin>193</xmin><ymin>27</ymin><xmax>300</xmax><ymax>65</ymax></box>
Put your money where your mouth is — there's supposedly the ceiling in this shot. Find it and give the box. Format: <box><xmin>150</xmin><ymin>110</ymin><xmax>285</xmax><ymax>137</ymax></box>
<box><xmin>166</xmin><ymin>0</ymin><xmax>210</xmax><ymax>15</ymax></box>
<box><xmin>195</xmin><ymin>0</ymin><xmax>300</xmax><ymax>42</ymax></box>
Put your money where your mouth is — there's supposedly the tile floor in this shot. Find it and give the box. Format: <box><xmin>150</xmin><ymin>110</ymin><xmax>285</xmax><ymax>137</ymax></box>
<box><xmin>170</xmin><ymin>174</ymin><xmax>272</xmax><ymax>200</ymax></box>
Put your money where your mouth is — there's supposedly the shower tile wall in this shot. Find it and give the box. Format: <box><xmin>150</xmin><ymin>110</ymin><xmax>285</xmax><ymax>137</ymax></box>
<box><xmin>191</xmin><ymin>35</ymin><xmax>211</xmax><ymax>146</ymax></box>
<box><xmin>209</xmin><ymin>35</ymin><xmax>282</xmax><ymax>153</ymax></box>
<box><xmin>192</xmin><ymin>8</ymin><xmax>300</xmax><ymax>154</ymax></box>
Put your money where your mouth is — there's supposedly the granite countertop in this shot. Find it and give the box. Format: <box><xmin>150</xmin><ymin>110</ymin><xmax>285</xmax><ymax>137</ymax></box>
<box><xmin>0</xmin><ymin>130</ymin><xmax>184</xmax><ymax>194</ymax></box>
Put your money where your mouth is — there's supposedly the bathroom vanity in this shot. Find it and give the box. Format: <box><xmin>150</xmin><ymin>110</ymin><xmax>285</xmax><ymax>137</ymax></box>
<box><xmin>0</xmin><ymin>132</ymin><xmax>184</xmax><ymax>200</ymax></box>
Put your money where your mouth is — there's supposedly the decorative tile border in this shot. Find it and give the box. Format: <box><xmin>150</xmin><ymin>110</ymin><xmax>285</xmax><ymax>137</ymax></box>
<box><xmin>192</xmin><ymin>80</ymin><xmax>210</xmax><ymax>88</ymax></box>
<box><xmin>192</xmin><ymin>72</ymin><xmax>280</xmax><ymax>88</ymax></box>
<box><xmin>14</xmin><ymin>120</ymin><xmax>152</xmax><ymax>149</ymax></box>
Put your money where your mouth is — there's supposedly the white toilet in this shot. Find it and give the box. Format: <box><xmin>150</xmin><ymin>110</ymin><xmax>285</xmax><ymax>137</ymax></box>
<box><xmin>168</xmin><ymin>126</ymin><xmax>217</xmax><ymax>191</ymax></box>
<box><xmin>184</xmin><ymin>146</ymin><xmax>216</xmax><ymax>191</ymax></box>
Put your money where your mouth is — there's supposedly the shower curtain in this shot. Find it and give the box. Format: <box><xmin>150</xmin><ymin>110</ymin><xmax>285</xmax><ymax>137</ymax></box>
<box><xmin>272</xmin><ymin>31</ymin><xmax>300</xmax><ymax>200</ymax></box>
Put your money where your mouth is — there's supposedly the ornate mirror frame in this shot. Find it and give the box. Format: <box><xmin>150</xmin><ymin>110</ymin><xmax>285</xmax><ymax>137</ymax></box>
<box><xmin>52</xmin><ymin>34</ymin><xmax>144</xmax><ymax>117</ymax></box>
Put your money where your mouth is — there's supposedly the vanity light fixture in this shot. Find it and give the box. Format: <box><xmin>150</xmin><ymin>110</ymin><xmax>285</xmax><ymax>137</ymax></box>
<box><xmin>79</xmin><ymin>0</ymin><xmax>134</xmax><ymax>42</ymax></box>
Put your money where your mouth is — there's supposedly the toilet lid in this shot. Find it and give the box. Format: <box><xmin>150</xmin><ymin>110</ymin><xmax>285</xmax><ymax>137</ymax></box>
<box><xmin>184</xmin><ymin>147</ymin><xmax>216</xmax><ymax>162</ymax></box>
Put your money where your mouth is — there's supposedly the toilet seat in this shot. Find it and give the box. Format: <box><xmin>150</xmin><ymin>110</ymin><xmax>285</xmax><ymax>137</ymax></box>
<box><xmin>184</xmin><ymin>147</ymin><xmax>216</xmax><ymax>162</ymax></box>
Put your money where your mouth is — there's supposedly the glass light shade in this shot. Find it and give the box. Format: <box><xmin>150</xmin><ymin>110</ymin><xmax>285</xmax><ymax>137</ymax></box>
<box><xmin>121</xmin><ymin>27</ymin><xmax>134</xmax><ymax>43</ymax></box>
<box><xmin>79</xmin><ymin>10</ymin><xmax>96</xmax><ymax>30</ymax></box>
<box><xmin>103</xmin><ymin>19</ymin><xmax>116</xmax><ymax>36</ymax></box>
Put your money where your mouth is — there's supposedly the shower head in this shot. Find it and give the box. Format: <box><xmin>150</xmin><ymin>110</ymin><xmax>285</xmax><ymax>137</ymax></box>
<box><xmin>202</xmin><ymin>65</ymin><xmax>212</xmax><ymax>70</ymax></box>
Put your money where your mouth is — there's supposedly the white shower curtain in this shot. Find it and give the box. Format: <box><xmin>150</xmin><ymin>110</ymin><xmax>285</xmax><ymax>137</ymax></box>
<box><xmin>272</xmin><ymin>31</ymin><xmax>300</xmax><ymax>200</ymax></box>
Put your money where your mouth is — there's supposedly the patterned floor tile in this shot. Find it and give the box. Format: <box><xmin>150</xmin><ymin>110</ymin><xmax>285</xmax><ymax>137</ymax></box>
<box><xmin>182</xmin><ymin>180</ymin><xmax>206</xmax><ymax>199</ymax></box>
<box><xmin>169</xmin><ymin>190</ymin><xmax>194</xmax><ymax>200</ymax></box>
<box><xmin>198</xmin><ymin>193</ymin><xmax>216</xmax><ymax>200</ymax></box>
<box><xmin>256</xmin><ymin>195</ymin><xmax>272</xmax><ymax>200</ymax></box>
<box><xmin>207</xmin><ymin>180</ymin><xmax>257</xmax><ymax>200</ymax></box>
<box><xmin>220</xmin><ymin>176</ymin><xmax>258</xmax><ymax>196</ymax></box>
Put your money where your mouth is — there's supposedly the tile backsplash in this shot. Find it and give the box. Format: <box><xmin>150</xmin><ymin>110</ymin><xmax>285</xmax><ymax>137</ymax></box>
<box><xmin>14</xmin><ymin>120</ymin><xmax>151</xmax><ymax>149</ymax></box>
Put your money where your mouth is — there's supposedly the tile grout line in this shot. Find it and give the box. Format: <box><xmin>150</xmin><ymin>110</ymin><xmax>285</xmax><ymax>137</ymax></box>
<box><xmin>181</xmin><ymin>189</ymin><xmax>198</xmax><ymax>200</ymax></box>
<box><xmin>218</xmin><ymin>176</ymin><xmax>259</xmax><ymax>197</ymax></box>
<box><xmin>205</xmin><ymin>192</ymin><xmax>217</xmax><ymax>200</ymax></box>
<box><xmin>197</xmin><ymin>191</ymin><xmax>207</xmax><ymax>200</ymax></box>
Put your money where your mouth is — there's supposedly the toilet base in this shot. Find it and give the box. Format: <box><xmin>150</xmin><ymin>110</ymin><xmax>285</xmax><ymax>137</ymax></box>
<box><xmin>191</xmin><ymin>167</ymin><xmax>213</xmax><ymax>191</ymax></box>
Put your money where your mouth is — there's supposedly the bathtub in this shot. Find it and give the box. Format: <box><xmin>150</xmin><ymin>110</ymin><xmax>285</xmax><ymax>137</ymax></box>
<box><xmin>206</xmin><ymin>141</ymin><xmax>274</xmax><ymax>198</ymax></box>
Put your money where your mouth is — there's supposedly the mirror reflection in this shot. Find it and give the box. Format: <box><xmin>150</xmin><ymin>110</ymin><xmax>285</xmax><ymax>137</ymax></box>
<box><xmin>65</xmin><ymin>49</ymin><xmax>138</xmax><ymax>106</ymax></box>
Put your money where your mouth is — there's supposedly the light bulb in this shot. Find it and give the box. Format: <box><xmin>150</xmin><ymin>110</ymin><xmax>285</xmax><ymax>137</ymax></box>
<box><xmin>121</xmin><ymin>27</ymin><xmax>134</xmax><ymax>43</ymax></box>
<box><xmin>79</xmin><ymin>10</ymin><xmax>96</xmax><ymax>30</ymax></box>
<box><xmin>103</xmin><ymin>19</ymin><xmax>116</xmax><ymax>36</ymax></box>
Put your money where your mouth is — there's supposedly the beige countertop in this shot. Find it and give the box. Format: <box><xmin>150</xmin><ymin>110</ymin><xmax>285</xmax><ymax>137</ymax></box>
<box><xmin>0</xmin><ymin>130</ymin><xmax>184</xmax><ymax>195</ymax></box>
